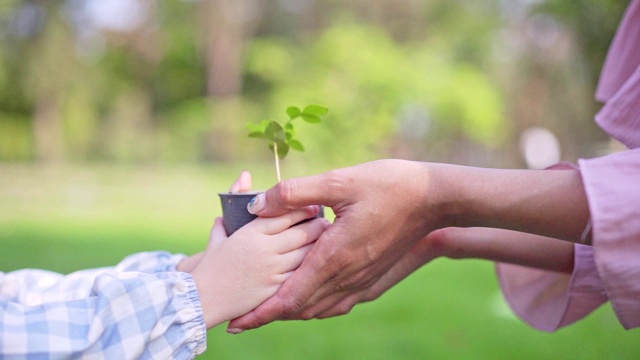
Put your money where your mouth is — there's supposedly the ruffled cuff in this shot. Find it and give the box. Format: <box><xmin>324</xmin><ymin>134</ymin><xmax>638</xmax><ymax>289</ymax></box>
<box><xmin>496</xmin><ymin>244</ymin><xmax>607</xmax><ymax>331</ymax></box>
<box><xmin>178</xmin><ymin>273</ymin><xmax>208</xmax><ymax>356</ymax></box>
<box><xmin>579</xmin><ymin>151</ymin><xmax>640</xmax><ymax>329</ymax></box>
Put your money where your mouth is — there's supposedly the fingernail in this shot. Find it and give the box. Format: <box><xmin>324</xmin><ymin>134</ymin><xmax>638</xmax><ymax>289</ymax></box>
<box><xmin>247</xmin><ymin>193</ymin><xmax>265</xmax><ymax>214</ymax></box>
<box><xmin>227</xmin><ymin>328</ymin><xmax>244</xmax><ymax>335</ymax></box>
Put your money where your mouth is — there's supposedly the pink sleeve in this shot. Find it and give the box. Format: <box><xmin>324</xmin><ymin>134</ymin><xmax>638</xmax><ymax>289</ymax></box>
<box><xmin>595</xmin><ymin>66</ymin><xmax>640</xmax><ymax>149</ymax></box>
<box><xmin>595</xmin><ymin>0</ymin><xmax>640</xmax><ymax>102</ymax></box>
<box><xmin>496</xmin><ymin>245</ymin><xmax>607</xmax><ymax>332</ymax></box>
<box><xmin>497</xmin><ymin>149</ymin><xmax>640</xmax><ymax>331</ymax></box>
<box><xmin>579</xmin><ymin>149</ymin><xmax>640</xmax><ymax>329</ymax></box>
<box><xmin>594</xmin><ymin>0</ymin><xmax>640</xmax><ymax>149</ymax></box>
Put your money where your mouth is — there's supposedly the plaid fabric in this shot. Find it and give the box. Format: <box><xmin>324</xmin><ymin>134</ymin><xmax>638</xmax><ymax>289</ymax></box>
<box><xmin>0</xmin><ymin>252</ymin><xmax>207</xmax><ymax>359</ymax></box>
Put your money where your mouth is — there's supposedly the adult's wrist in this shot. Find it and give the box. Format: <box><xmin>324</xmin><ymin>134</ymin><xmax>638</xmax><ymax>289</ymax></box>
<box><xmin>419</xmin><ymin>162</ymin><xmax>475</xmax><ymax>231</ymax></box>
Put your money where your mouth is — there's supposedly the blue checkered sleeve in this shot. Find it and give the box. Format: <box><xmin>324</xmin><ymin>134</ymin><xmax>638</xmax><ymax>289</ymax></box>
<box><xmin>0</xmin><ymin>252</ymin><xmax>207</xmax><ymax>359</ymax></box>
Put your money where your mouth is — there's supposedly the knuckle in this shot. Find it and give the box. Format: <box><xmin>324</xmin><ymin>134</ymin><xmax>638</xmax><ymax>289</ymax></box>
<box><xmin>278</xmin><ymin>296</ymin><xmax>305</xmax><ymax>318</ymax></box>
<box><xmin>316</xmin><ymin>311</ymin><xmax>337</xmax><ymax>320</ymax></box>
<box><xmin>323</xmin><ymin>169</ymin><xmax>352</xmax><ymax>195</ymax></box>
<box><xmin>246</xmin><ymin>315</ymin><xmax>265</xmax><ymax>329</ymax></box>
<box><xmin>299</xmin><ymin>309</ymin><xmax>316</xmax><ymax>321</ymax></box>
<box><xmin>332</xmin><ymin>270</ymin><xmax>367</xmax><ymax>293</ymax></box>
<box><xmin>362</xmin><ymin>291</ymin><xmax>381</xmax><ymax>303</ymax></box>
<box><xmin>275</xmin><ymin>180</ymin><xmax>296</xmax><ymax>207</ymax></box>
<box><xmin>337</xmin><ymin>303</ymin><xmax>354</xmax><ymax>315</ymax></box>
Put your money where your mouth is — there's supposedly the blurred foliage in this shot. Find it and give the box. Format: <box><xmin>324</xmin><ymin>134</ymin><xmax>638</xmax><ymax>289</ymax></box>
<box><xmin>534</xmin><ymin>0</ymin><xmax>630</xmax><ymax>81</ymax></box>
<box><xmin>0</xmin><ymin>0</ymin><xmax>630</xmax><ymax>167</ymax></box>
<box><xmin>246</xmin><ymin>18</ymin><xmax>504</xmax><ymax>165</ymax></box>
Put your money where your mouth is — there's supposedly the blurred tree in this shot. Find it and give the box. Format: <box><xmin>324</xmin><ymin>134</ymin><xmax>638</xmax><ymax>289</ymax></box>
<box><xmin>532</xmin><ymin>0</ymin><xmax>630</xmax><ymax>160</ymax></box>
<box><xmin>0</xmin><ymin>1</ymin><xmax>36</xmax><ymax>160</ymax></box>
<box><xmin>17</xmin><ymin>1</ymin><xmax>75</xmax><ymax>162</ymax></box>
<box><xmin>0</xmin><ymin>0</ymin><xmax>629</xmax><ymax>166</ymax></box>
<box><xmin>197</xmin><ymin>0</ymin><xmax>266</xmax><ymax>161</ymax></box>
<box><xmin>199</xmin><ymin>0</ymin><xmax>265</xmax><ymax>98</ymax></box>
<box><xmin>536</xmin><ymin>0</ymin><xmax>629</xmax><ymax>82</ymax></box>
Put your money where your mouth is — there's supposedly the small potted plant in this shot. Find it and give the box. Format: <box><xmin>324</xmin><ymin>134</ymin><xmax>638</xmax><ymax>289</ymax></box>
<box><xmin>218</xmin><ymin>104</ymin><xmax>328</xmax><ymax>235</ymax></box>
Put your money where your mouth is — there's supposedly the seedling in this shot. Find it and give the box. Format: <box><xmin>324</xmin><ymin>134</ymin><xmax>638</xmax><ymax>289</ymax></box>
<box><xmin>247</xmin><ymin>104</ymin><xmax>328</xmax><ymax>182</ymax></box>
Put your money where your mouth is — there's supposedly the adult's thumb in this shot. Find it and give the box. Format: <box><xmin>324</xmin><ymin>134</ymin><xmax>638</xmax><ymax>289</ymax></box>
<box><xmin>247</xmin><ymin>173</ymin><xmax>338</xmax><ymax>217</ymax></box>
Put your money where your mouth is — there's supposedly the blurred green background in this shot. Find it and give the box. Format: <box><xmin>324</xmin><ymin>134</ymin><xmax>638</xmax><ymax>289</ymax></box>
<box><xmin>1</xmin><ymin>0</ymin><xmax>638</xmax><ymax>359</ymax></box>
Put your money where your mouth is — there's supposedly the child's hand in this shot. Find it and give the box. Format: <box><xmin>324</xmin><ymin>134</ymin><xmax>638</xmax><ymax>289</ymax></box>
<box><xmin>176</xmin><ymin>171</ymin><xmax>253</xmax><ymax>273</ymax></box>
<box><xmin>191</xmin><ymin>206</ymin><xmax>329</xmax><ymax>329</ymax></box>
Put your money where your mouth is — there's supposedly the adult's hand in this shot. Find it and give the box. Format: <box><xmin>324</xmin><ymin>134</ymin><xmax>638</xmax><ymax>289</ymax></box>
<box><xmin>227</xmin><ymin>159</ymin><xmax>450</xmax><ymax>333</ymax></box>
<box><xmin>306</xmin><ymin>232</ymin><xmax>445</xmax><ymax>319</ymax></box>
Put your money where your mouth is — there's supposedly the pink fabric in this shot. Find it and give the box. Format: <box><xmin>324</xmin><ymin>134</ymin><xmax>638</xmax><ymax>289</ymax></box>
<box><xmin>595</xmin><ymin>67</ymin><xmax>640</xmax><ymax>149</ymax></box>
<box><xmin>497</xmin><ymin>0</ymin><xmax>640</xmax><ymax>331</ymax></box>
<box><xmin>497</xmin><ymin>246</ymin><xmax>607</xmax><ymax>331</ymax></box>
<box><xmin>580</xmin><ymin>150</ymin><xmax>640</xmax><ymax>329</ymax></box>
<box><xmin>595</xmin><ymin>0</ymin><xmax>640</xmax><ymax>102</ymax></box>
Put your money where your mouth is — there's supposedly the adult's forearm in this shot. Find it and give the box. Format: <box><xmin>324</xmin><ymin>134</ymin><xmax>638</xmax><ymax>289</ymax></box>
<box><xmin>433</xmin><ymin>165</ymin><xmax>590</xmax><ymax>244</ymax></box>
<box><xmin>433</xmin><ymin>227</ymin><xmax>575</xmax><ymax>273</ymax></box>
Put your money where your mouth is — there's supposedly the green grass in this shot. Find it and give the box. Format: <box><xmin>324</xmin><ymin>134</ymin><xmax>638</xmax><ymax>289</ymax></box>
<box><xmin>0</xmin><ymin>164</ymin><xmax>638</xmax><ymax>359</ymax></box>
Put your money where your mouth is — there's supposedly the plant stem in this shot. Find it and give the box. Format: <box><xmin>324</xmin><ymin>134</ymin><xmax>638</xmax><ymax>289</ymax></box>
<box><xmin>273</xmin><ymin>142</ymin><xmax>281</xmax><ymax>182</ymax></box>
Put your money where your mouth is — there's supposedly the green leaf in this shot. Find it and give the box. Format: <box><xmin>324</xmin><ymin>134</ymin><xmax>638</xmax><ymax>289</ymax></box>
<box><xmin>285</xmin><ymin>123</ymin><xmax>295</xmax><ymax>140</ymax></box>
<box><xmin>265</xmin><ymin>121</ymin><xmax>284</xmax><ymax>141</ymax></box>
<box><xmin>246</xmin><ymin>120</ymin><xmax>268</xmax><ymax>133</ymax></box>
<box><xmin>288</xmin><ymin>138</ymin><xmax>305</xmax><ymax>152</ymax></box>
<box><xmin>286</xmin><ymin>106</ymin><xmax>302</xmax><ymax>120</ymax></box>
<box><xmin>301</xmin><ymin>114</ymin><xmax>322</xmax><ymax>123</ymax></box>
<box><xmin>302</xmin><ymin>105</ymin><xmax>328</xmax><ymax>116</ymax></box>
<box><xmin>248</xmin><ymin>131</ymin><xmax>268</xmax><ymax>138</ymax></box>
<box><xmin>270</xmin><ymin>141</ymin><xmax>290</xmax><ymax>159</ymax></box>
<box><xmin>278</xmin><ymin>142</ymin><xmax>290</xmax><ymax>159</ymax></box>
<box><xmin>247</xmin><ymin>105</ymin><xmax>328</xmax><ymax>164</ymax></box>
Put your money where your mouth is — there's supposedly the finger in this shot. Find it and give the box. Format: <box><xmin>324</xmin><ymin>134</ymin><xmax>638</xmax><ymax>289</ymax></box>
<box><xmin>247</xmin><ymin>171</ymin><xmax>345</xmax><ymax>216</ymax></box>
<box><xmin>278</xmin><ymin>242</ymin><xmax>314</xmax><ymax>274</ymax></box>
<box><xmin>315</xmin><ymin>293</ymin><xmax>362</xmax><ymax>319</ymax></box>
<box><xmin>229</xmin><ymin>171</ymin><xmax>253</xmax><ymax>193</ymax></box>
<box><xmin>248</xmin><ymin>206</ymin><xmax>320</xmax><ymax>235</ymax></box>
<box><xmin>294</xmin><ymin>291</ymin><xmax>351</xmax><ymax>320</ymax></box>
<box><xmin>272</xmin><ymin>270</ymin><xmax>295</xmax><ymax>285</ymax></box>
<box><xmin>277</xmin><ymin>217</ymin><xmax>330</xmax><ymax>254</ymax></box>
<box><xmin>208</xmin><ymin>217</ymin><xmax>228</xmax><ymax>250</ymax></box>
<box><xmin>228</xmin><ymin>310</ymin><xmax>264</xmax><ymax>334</ymax></box>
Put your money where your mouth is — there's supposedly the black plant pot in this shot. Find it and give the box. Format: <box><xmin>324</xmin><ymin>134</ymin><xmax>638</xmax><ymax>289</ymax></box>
<box><xmin>218</xmin><ymin>191</ymin><xmax>325</xmax><ymax>236</ymax></box>
<box><xmin>218</xmin><ymin>192</ymin><xmax>261</xmax><ymax>236</ymax></box>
